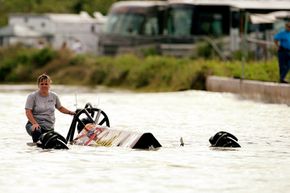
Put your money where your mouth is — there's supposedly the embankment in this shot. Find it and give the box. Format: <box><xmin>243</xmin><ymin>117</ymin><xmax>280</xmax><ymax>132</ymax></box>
<box><xmin>206</xmin><ymin>76</ymin><xmax>290</xmax><ymax>105</ymax></box>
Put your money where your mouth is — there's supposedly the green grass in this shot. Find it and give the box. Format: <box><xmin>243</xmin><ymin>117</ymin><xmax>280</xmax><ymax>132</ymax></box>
<box><xmin>0</xmin><ymin>45</ymin><xmax>281</xmax><ymax>92</ymax></box>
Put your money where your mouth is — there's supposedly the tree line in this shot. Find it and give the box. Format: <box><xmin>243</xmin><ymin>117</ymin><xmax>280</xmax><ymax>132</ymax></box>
<box><xmin>0</xmin><ymin>0</ymin><xmax>121</xmax><ymax>26</ymax></box>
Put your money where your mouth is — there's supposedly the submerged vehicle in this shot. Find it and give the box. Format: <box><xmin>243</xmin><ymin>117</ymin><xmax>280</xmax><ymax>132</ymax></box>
<box><xmin>30</xmin><ymin>103</ymin><xmax>240</xmax><ymax>150</ymax></box>
<box><xmin>34</xmin><ymin>103</ymin><xmax>162</xmax><ymax>150</ymax></box>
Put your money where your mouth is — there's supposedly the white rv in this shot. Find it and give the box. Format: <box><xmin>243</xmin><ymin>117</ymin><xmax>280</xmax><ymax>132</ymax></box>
<box><xmin>0</xmin><ymin>11</ymin><xmax>106</xmax><ymax>54</ymax></box>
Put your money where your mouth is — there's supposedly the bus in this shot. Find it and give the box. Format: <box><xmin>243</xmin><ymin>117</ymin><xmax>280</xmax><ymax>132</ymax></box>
<box><xmin>99</xmin><ymin>0</ymin><xmax>290</xmax><ymax>57</ymax></box>
<box><xmin>99</xmin><ymin>1</ymin><xmax>167</xmax><ymax>55</ymax></box>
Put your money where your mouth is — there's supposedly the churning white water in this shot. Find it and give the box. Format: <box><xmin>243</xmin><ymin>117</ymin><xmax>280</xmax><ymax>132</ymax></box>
<box><xmin>0</xmin><ymin>85</ymin><xmax>289</xmax><ymax>193</ymax></box>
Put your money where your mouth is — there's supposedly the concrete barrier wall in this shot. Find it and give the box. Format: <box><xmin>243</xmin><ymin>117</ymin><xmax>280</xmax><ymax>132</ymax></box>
<box><xmin>206</xmin><ymin>76</ymin><xmax>290</xmax><ymax>105</ymax></box>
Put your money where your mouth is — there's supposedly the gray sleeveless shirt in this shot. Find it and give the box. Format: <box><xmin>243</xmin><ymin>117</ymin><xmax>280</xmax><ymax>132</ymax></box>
<box><xmin>25</xmin><ymin>91</ymin><xmax>62</xmax><ymax>129</ymax></box>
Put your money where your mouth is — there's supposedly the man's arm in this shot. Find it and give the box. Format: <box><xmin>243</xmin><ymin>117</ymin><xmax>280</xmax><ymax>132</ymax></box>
<box><xmin>274</xmin><ymin>40</ymin><xmax>279</xmax><ymax>48</ymax></box>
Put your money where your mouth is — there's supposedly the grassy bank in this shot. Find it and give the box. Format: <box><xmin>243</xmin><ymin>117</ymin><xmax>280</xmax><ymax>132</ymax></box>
<box><xmin>0</xmin><ymin>45</ymin><xmax>281</xmax><ymax>92</ymax></box>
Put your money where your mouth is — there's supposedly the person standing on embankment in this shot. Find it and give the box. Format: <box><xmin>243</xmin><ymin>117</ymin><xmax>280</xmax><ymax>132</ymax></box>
<box><xmin>274</xmin><ymin>21</ymin><xmax>290</xmax><ymax>83</ymax></box>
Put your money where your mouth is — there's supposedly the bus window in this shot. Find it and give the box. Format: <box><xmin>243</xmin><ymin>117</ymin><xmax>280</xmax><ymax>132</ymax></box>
<box><xmin>194</xmin><ymin>6</ymin><xmax>230</xmax><ymax>37</ymax></box>
<box><xmin>167</xmin><ymin>7</ymin><xmax>193</xmax><ymax>36</ymax></box>
<box><xmin>144</xmin><ymin>17</ymin><xmax>158</xmax><ymax>35</ymax></box>
<box><xmin>212</xmin><ymin>14</ymin><xmax>223</xmax><ymax>36</ymax></box>
<box><xmin>231</xmin><ymin>10</ymin><xmax>240</xmax><ymax>29</ymax></box>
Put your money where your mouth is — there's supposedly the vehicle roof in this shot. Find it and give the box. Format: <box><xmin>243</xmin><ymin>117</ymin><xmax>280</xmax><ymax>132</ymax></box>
<box><xmin>10</xmin><ymin>12</ymin><xmax>100</xmax><ymax>23</ymax></box>
<box><xmin>112</xmin><ymin>1</ymin><xmax>167</xmax><ymax>8</ymax></box>
<box><xmin>168</xmin><ymin>0</ymin><xmax>290</xmax><ymax>10</ymax></box>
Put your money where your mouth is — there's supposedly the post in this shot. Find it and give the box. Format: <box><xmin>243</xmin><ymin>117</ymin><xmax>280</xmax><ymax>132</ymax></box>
<box><xmin>241</xmin><ymin>11</ymin><xmax>249</xmax><ymax>81</ymax></box>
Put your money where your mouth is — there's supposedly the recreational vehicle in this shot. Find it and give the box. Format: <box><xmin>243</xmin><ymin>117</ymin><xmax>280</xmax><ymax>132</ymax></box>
<box><xmin>99</xmin><ymin>0</ymin><xmax>290</xmax><ymax>58</ymax></box>
<box><xmin>99</xmin><ymin>1</ymin><xmax>167</xmax><ymax>55</ymax></box>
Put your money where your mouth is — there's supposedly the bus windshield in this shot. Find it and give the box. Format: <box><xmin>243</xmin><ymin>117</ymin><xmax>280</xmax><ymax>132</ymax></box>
<box><xmin>167</xmin><ymin>5</ymin><xmax>230</xmax><ymax>37</ymax></box>
<box><xmin>104</xmin><ymin>12</ymin><xmax>160</xmax><ymax>36</ymax></box>
<box><xmin>104</xmin><ymin>13</ymin><xmax>144</xmax><ymax>35</ymax></box>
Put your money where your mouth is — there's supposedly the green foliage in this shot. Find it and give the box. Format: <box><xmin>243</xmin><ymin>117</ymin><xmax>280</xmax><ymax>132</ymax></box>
<box><xmin>71</xmin><ymin>0</ymin><xmax>118</xmax><ymax>16</ymax></box>
<box><xmin>0</xmin><ymin>45</ymin><xmax>280</xmax><ymax>91</ymax></box>
<box><xmin>0</xmin><ymin>0</ymin><xmax>118</xmax><ymax>26</ymax></box>
<box><xmin>197</xmin><ymin>42</ymin><xmax>214</xmax><ymax>59</ymax></box>
<box><xmin>32</xmin><ymin>48</ymin><xmax>57</xmax><ymax>67</ymax></box>
<box><xmin>140</xmin><ymin>46</ymin><xmax>160</xmax><ymax>57</ymax></box>
<box><xmin>0</xmin><ymin>45</ymin><xmax>35</xmax><ymax>81</ymax></box>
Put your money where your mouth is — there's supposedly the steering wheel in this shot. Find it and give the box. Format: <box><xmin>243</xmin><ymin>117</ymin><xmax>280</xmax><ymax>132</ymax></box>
<box><xmin>66</xmin><ymin>103</ymin><xmax>110</xmax><ymax>142</ymax></box>
<box><xmin>75</xmin><ymin>103</ymin><xmax>110</xmax><ymax>133</ymax></box>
